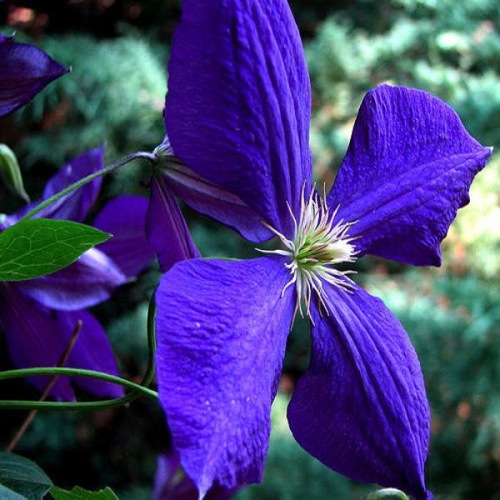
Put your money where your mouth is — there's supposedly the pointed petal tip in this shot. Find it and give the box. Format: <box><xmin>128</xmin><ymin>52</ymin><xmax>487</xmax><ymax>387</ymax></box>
<box><xmin>0</xmin><ymin>38</ymin><xmax>69</xmax><ymax>116</ymax></box>
<box><xmin>288</xmin><ymin>282</ymin><xmax>431</xmax><ymax>498</ymax></box>
<box><xmin>329</xmin><ymin>83</ymin><xmax>492</xmax><ymax>266</ymax></box>
<box><xmin>155</xmin><ymin>257</ymin><xmax>295</xmax><ymax>495</ymax></box>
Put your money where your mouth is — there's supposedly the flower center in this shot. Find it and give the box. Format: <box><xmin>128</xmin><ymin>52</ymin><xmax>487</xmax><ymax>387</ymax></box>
<box><xmin>259</xmin><ymin>187</ymin><xmax>358</xmax><ymax>318</ymax></box>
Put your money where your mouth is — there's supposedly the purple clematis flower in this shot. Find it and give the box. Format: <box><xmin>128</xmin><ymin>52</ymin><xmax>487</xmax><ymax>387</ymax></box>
<box><xmin>153</xmin><ymin>1</ymin><xmax>491</xmax><ymax>498</ymax></box>
<box><xmin>0</xmin><ymin>146</ymin><xmax>154</xmax><ymax>401</ymax></box>
<box><xmin>0</xmin><ymin>33</ymin><xmax>69</xmax><ymax>117</ymax></box>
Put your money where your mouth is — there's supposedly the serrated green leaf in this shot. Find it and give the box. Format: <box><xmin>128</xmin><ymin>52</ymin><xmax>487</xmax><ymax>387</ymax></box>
<box><xmin>0</xmin><ymin>144</ymin><xmax>30</xmax><ymax>202</ymax></box>
<box><xmin>49</xmin><ymin>486</ymin><xmax>119</xmax><ymax>500</ymax></box>
<box><xmin>0</xmin><ymin>218</ymin><xmax>111</xmax><ymax>281</ymax></box>
<box><xmin>0</xmin><ymin>452</ymin><xmax>53</xmax><ymax>500</ymax></box>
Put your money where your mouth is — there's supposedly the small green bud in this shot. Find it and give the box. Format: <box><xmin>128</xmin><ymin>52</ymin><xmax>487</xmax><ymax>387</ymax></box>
<box><xmin>0</xmin><ymin>144</ymin><xmax>30</xmax><ymax>202</ymax></box>
<box><xmin>153</xmin><ymin>134</ymin><xmax>174</xmax><ymax>159</ymax></box>
<box><xmin>367</xmin><ymin>488</ymin><xmax>410</xmax><ymax>500</ymax></box>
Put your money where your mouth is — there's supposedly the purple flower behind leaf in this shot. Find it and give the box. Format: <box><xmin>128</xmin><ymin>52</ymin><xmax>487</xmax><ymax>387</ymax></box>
<box><xmin>0</xmin><ymin>34</ymin><xmax>69</xmax><ymax>117</ymax></box>
<box><xmin>0</xmin><ymin>146</ymin><xmax>154</xmax><ymax>401</ymax></box>
<box><xmin>153</xmin><ymin>1</ymin><xmax>492</xmax><ymax>499</ymax></box>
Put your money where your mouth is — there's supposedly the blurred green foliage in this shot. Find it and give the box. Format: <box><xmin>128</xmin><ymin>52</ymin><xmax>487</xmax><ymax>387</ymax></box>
<box><xmin>0</xmin><ymin>0</ymin><xmax>499</xmax><ymax>498</ymax></box>
<box><xmin>306</xmin><ymin>0</ymin><xmax>500</xmax><ymax>176</ymax></box>
<box><xmin>234</xmin><ymin>393</ymin><xmax>371</xmax><ymax>500</ymax></box>
<box><xmin>365</xmin><ymin>271</ymin><xmax>500</xmax><ymax>498</ymax></box>
<box><xmin>441</xmin><ymin>156</ymin><xmax>500</xmax><ymax>280</ymax></box>
<box><xmin>13</xmin><ymin>30</ymin><xmax>166</xmax><ymax>169</ymax></box>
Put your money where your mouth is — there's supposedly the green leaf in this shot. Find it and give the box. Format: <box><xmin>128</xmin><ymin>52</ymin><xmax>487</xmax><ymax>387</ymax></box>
<box><xmin>0</xmin><ymin>219</ymin><xmax>111</xmax><ymax>281</ymax></box>
<box><xmin>0</xmin><ymin>452</ymin><xmax>53</xmax><ymax>499</ymax></box>
<box><xmin>0</xmin><ymin>144</ymin><xmax>30</xmax><ymax>202</ymax></box>
<box><xmin>49</xmin><ymin>486</ymin><xmax>119</xmax><ymax>500</ymax></box>
<box><xmin>0</xmin><ymin>483</ymin><xmax>28</xmax><ymax>500</ymax></box>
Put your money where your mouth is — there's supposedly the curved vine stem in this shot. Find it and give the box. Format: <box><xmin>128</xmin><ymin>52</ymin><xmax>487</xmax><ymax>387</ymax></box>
<box><xmin>0</xmin><ymin>291</ymin><xmax>158</xmax><ymax>411</ymax></box>
<box><xmin>0</xmin><ymin>368</ymin><xmax>157</xmax><ymax>400</ymax></box>
<box><xmin>19</xmin><ymin>151</ymin><xmax>158</xmax><ymax>222</ymax></box>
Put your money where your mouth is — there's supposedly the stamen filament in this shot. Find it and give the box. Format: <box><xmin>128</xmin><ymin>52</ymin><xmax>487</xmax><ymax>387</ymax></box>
<box><xmin>257</xmin><ymin>185</ymin><xmax>358</xmax><ymax>319</ymax></box>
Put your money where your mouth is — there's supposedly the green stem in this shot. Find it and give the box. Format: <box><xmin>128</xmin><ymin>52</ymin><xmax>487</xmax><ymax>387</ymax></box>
<box><xmin>0</xmin><ymin>398</ymin><xmax>141</xmax><ymax>411</ymax></box>
<box><xmin>0</xmin><ymin>367</ymin><xmax>158</xmax><ymax>399</ymax></box>
<box><xmin>19</xmin><ymin>151</ymin><xmax>158</xmax><ymax>222</ymax></box>
<box><xmin>143</xmin><ymin>286</ymin><xmax>157</xmax><ymax>387</ymax></box>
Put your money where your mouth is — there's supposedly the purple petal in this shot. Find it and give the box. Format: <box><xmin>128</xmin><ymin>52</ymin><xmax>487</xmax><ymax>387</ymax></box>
<box><xmin>0</xmin><ymin>283</ymin><xmax>122</xmax><ymax>400</ymax></box>
<box><xmin>155</xmin><ymin>135</ymin><xmax>269</xmax><ymax>242</ymax></box>
<box><xmin>153</xmin><ymin>451</ymin><xmax>237</xmax><ymax>500</ymax></box>
<box><xmin>155</xmin><ymin>256</ymin><xmax>295</xmax><ymax>496</ymax></box>
<box><xmin>165</xmin><ymin>0</ymin><xmax>312</xmax><ymax>238</ymax></box>
<box><xmin>61</xmin><ymin>309</ymin><xmax>124</xmax><ymax>398</ymax></box>
<box><xmin>164</xmin><ymin>162</ymin><xmax>271</xmax><ymax>243</ymax></box>
<box><xmin>41</xmin><ymin>146</ymin><xmax>104</xmax><ymax>221</ymax></box>
<box><xmin>20</xmin><ymin>248</ymin><xmax>127</xmax><ymax>310</ymax></box>
<box><xmin>152</xmin><ymin>452</ymin><xmax>181</xmax><ymax>500</ymax></box>
<box><xmin>146</xmin><ymin>174</ymin><xmax>200</xmax><ymax>272</ymax></box>
<box><xmin>13</xmin><ymin>146</ymin><xmax>105</xmax><ymax>223</ymax></box>
<box><xmin>92</xmin><ymin>195</ymin><xmax>154</xmax><ymax>277</ymax></box>
<box><xmin>287</xmin><ymin>282</ymin><xmax>431</xmax><ymax>499</ymax></box>
<box><xmin>327</xmin><ymin>84</ymin><xmax>491</xmax><ymax>266</ymax></box>
<box><xmin>0</xmin><ymin>38</ymin><xmax>69</xmax><ymax>116</ymax></box>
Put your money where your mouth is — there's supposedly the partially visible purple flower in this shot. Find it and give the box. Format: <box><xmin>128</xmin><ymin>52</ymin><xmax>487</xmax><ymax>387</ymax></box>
<box><xmin>153</xmin><ymin>1</ymin><xmax>492</xmax><ymax>499</ymax></box>
<box><xmin>0</xmin><ymin>146</ymin><xmax>154</xmax><ymax>401</ymax></box>
<box><xmin>0</xmin><ymin>34</ymin><xmax>69</xmax><ymax>117</ymax></box>
<box><xmin>153</xmin><ymin>450</ymin><xmax>236</xmax><ymax>500</ymax></box>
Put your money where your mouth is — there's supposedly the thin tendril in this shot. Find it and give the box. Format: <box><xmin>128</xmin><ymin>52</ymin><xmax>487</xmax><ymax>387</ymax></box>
<box><xmin>5</xmin><ymin>320</ymin><xmax>83</xmax><ymax>451</ymax></box>
<box><xmin>0</xmin><ymin>368</ymin><xmax>157</xmax><ymax>397</ymax></box>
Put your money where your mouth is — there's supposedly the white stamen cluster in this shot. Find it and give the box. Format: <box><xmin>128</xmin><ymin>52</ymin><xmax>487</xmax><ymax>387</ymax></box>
<box><xmin>260</xmin><ymin>187</ymin><xmax>358</xmax><ymax>318</ymax></box>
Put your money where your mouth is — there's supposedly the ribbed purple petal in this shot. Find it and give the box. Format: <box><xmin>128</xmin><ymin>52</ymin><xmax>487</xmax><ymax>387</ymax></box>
<box><xmin>0</xmin><ymin>283</ymin><xmax>122</xmax><ymax>400</ymax></box>
<box><xmin>12</xmin><ymin>146</ymin><xmax>104</xmax><ymax>223</ymax></box>
<box><xmin>287</xmin><ymin>282</ymin><xmax>431</xmax><ymax>499</ymax></box>
<box><xmin>164</xmin><ymin>162</ymin><xmax>271</xmax><ymax>243</ymax></box>
<box><xmin>92</xmin><ymin>195</ymin><xmax>154</xmax><ymax>277</ymax></box>
<box><xmin>146</xmin><ymin>174</ymin><xmax>200</xmax><ymax>272</ymax></box>
<box><xmin>19</xmin><ymin>248</ymin><xmax>127</xmax><ymax>310</ymax></box>
<box><xmin>327</xmin><ymin>85</ymin><xmax>491</xmax><ymax>266</ymax></box>
<box><xmin>165</xmin><ymin>0</ymin><xmax>312</xmax><ymax>238</ymax></box>
<box><xmin>0</xmin><ymin>38</ymin><xmax>69</xmax><ymax>116</ymax></box>
<box><xmin>155</xmin><ymin>256</ymin><xmax>295</xmax><ymax>496</ymax></box>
